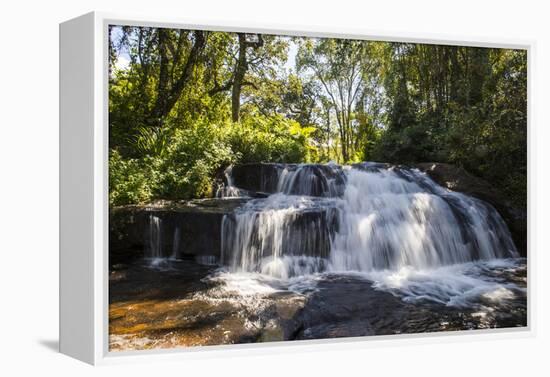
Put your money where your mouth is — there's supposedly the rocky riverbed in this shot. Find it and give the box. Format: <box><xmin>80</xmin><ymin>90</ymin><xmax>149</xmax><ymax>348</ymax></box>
<box><xmin>109</xmin><ymin>162</ymin><xmax>527</xmax><ymax>351</ymax></box>
<box><xmin>109</xmin><ymin>258</ymin><xmax>527</xmax><ymax>351</ymax></box>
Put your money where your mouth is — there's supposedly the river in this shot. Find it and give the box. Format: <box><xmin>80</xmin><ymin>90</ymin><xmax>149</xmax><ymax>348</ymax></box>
<box><xmin>109</xmin><ymin>163</ymin><xmax>527</xmax><ymax>351</ymax></box>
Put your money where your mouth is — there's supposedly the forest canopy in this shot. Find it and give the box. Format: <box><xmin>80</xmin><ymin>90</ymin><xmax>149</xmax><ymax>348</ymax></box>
<box><xmin>108</xmin><ymin>26</ymin><xmax>527</xmax><ymax>208</ymax></box>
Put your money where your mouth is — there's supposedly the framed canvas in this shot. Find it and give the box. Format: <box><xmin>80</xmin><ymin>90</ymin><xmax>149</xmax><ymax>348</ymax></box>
<box><xmin>59</xmin><ymin>11</ymin><xmax>533</xmax><ymax>365</ymax></box>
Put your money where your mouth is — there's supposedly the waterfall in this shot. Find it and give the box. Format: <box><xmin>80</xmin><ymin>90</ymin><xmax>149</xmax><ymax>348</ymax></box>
<box><xmin>171</xmin><ymin>226</ymin><xmax>180</xmax><ymax>259</ymax></box>
<box><xmin>145</xmin><ymin>214</ymin><xmax>163</xmax><ymax>259</ymax></box>
<box><xmin>276</xmin><ymin>163</ymin><xmax>345</xmax><ymax>197</ymax></box>
<box><xmin>329</xmin><ymin>168</ymin><xmax>517</xmax><ymax>271</ymax></box>
<box><xmin>221</xmin><ymin>163</ymin><xmax>518</xmax><ymax>278</ymax></box>
<box><xmin>217</xmin><ymin>166</ymin><xmax>247</xmax><ymax>198</ymax></box>
<box><xmin>221</xmin><ymin>194</ymin><xmax>337</xmax><ymax>278</ymax></box>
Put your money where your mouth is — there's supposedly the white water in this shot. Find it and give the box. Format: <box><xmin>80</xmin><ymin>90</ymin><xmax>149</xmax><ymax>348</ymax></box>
<box><xmin>218</xmin><ymin>163</ymin><xmax>522</xmax><ymax>307</ymax></box>
<box><xmin>222</xmin><ymin>164</ymin><xmax>517</xmax><ymax>274</ymax></box>
<box><xmin>146</xmin><ymin>214</ymin><xmax>163</xmax><ymax>259</ymax></box>
<box><xmin>276</xmin><ymin>164</ymin><xmax>343</xmax><ymax>197</ymax></box>
<box><xmin>206</xmin><ymin>257</ymin><xmax>525</xmax><ymax>309</ymax></box>
<box><xmin>329</xmin><ymin>168</ymin><xmax>516</xmax><ymax>271</ymax></box>
<box><xmin>364</xmin><ymin>258</ymin><xmax>525</xmax><ymax>307</ymax></box>
<box><xmin>143</xmin><ymin>163</ymin><xmax>522</xmax><ymax>308</ymax></box>
<box><xmin>221</xmin><ymin>193</ymin><xmax>335</xmax><ymax>278</ymax></box>
<box><xmin>145</xmin><ymin>214</ymin><xmax>180</xmax><ymax>264</ymax></box>
<box><xmin>217</xmin><ymin>166</ymin><xmax>248</xmax><ymax>199</ymax></box>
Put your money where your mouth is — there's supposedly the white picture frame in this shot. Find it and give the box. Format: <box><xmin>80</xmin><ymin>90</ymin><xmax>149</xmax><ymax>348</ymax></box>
<box><xmin>59</xmin><ymin>11</ymin><xmax>534</xmax><ymax>365</ymax></box>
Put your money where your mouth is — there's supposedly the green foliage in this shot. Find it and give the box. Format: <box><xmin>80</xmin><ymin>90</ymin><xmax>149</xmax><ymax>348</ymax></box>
<box><xmin>372</xmin><ymin>45</ymin><xmax>527</xmax><ymax>207</ymax></box>
<box><xmin>155</xmin><ymin>121</ymin><xmax>234</xmax><ymax>199</ymax></box>
<box><xmin>108</xmin><ymin>114</ymin><xmax>315</xmax><ymax>206</ymax></box>
<box><xmin>227</xmin><ymin>115</ymin><xmax>315</xmax><ymax>163</ymax></box>
<box><xmin>109</xmin><ymin>150</ymin><xmax>155</xmax><ymax>206</ymax></box>
<box><xmin>108</xmin><ymin>26</ymin><xmax>527</xmax><ymax>209</ymax></box>
<box><xmin>109</xmin><ymin>120</ymin><xmax>235</xmax><ymax>205</ymax></box>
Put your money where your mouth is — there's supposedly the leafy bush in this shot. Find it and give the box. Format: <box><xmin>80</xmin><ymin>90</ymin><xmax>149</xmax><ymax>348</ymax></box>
<box><xmin>156</xmin><ymin>121</ymin><xmax>235</xmax><ymax>199</ymax></box>
<box><xmin>227</xmin><ymin>114</ymin><xmax>315</xmax><ymax>163</ymax></box>
<box><xmin>108</xmin><ymin>114</ymin><xmax>318</xmax><ymax>206</ymax></box>
<box><xmin>109</xmin><ymin>150</ymin><xmax>156</xmax><ymax>206</ymax></box>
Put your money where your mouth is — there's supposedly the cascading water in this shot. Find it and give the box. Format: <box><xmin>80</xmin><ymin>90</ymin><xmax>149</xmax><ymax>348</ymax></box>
<box><xmin>329</xmin><ymin>167</ymin><xmax>517</xmax><ymax>272</ymax></box>
<box><xmin>116</xmin><ymin>162</ymin><xmax>525</xmax><ymax>350</ymax></box>
<box><xmin>145</xmin><ymin>214</ymin><xmax>163</xmax><ymax>260</ymax></box>
<box><xmin>137</xmin><ymin>163</ymin><xmax>522</xmax><ymax>309</ymax></box>
<box><xmin>219</xmin><ymin>163</ymin><xmax>522</xmax><ymax>307</ymax></box>
<box><xmin>221</xmin><ymin>163</ymin><xmax>517</xmax><ymax>277</ymax></box>
<box><xmin>276</xmin><ymin>163</ymin><xmax>345</xmax><ymax>197</ymax></box>
<box><xmin>217</xmin><ymin>166</ymin><xmax>248</xmax><ymax>198</ymax></box>
<box><xmin>221</xmin><ymin>194</ymin><xmax>337</xmax><ymax>279</ymax></box>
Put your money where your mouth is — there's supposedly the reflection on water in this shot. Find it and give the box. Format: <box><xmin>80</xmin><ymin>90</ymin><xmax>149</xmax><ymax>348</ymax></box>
<box><xmin>112</xmin><ymin>164</ymin><xmax>525</xmax><ymax>351</ymax></box>
<box><xmin>109</xmin><ymin>257</ymin><xmax>526</xmax><ymax>351</ymax></box>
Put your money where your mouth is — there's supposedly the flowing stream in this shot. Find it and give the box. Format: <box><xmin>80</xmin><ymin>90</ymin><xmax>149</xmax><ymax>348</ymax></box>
<box><xmin>127</xmin><ymin>163</ymin><xmax>525</xmax><ymax>350</ymax></box>
<box><xmin>216</xmin><ymin>163</ymin><xmax>523</xmax><ymax>307</ymax></box>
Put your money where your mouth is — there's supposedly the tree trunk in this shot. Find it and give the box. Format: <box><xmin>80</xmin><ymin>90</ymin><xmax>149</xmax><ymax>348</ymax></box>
<box><xmin>232</xmin><ymin>34</ymin><xmax>248</xmax><ymax>122</ymax></box>
<box><xmin>149</xmin><ymin>30</ymin><xmax>206</xmax><ymax>127</ymax></box>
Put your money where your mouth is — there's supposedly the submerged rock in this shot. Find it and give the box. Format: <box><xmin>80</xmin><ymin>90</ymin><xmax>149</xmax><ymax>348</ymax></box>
<box><xmin>109</xmin><ymin>260</ymin><xmax>527</xmax><ymax>351</ymax></box>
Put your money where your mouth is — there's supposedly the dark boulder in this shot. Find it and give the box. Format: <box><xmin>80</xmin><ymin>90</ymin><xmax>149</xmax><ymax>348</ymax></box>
<box><xmin>230</xmin><ymin>163</ymin><xmax>346</xmax><ymax>197</ymax></box>
<box><xmin>230</xmin><ymin>163</ymin><xmax>282</xmax><ymax>194</ymax></box>
<box><xmin>109</xmin><ymin>199</ymin><xmax>248</xmax><ymax>265</ymax></box>
<box><xmin>414</xmin><ymin>162</ymin><xmax>527</xmax><ymax>257</ymax></box>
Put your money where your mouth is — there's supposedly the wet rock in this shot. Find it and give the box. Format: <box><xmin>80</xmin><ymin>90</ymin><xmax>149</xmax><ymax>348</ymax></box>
<box><xmin>109</xmin><ymin>261</ymin><xmax>527</xmax><ymax>351</ymax></box>
<box><xmin>415</xmin><ymin>162</ymin><xmax>527</xmax><ymax>256</ymax></box>
<box><xmin>351</xmin><ymin>161</ymin><xmax>392</xmax><ymax>172</ymax></box>
<box><xmin>230</xmin><ymin>163</ymin><xmax>282</xmax><ymax>194</ymax></box>
<box><xmin>230</xmin><ymin>163</ymin><xmax>346</xmax><ymax>197</ymax></box>
<box><xmin>109</xmin><ymin>199</ymin><xmax>249</xmax><ymax>265</ymax></box>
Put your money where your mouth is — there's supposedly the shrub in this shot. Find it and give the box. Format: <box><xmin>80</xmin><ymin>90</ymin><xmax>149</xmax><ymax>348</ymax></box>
<box><xmin>108</xmin><ymin>115</ymin><xmax>318</xmax><ymax>205</ymax></box>
<box><xmin>109</xmin><ymin>150</ymin><xmax>155</xmax><ymax>206</ymax></box>
<box><xmin>156</xmin><ymin>121</ymin><xmax>235</xmax><ymax>199</ymax></box>
<box><xmin>227</xmin><ymin>114</ymin><xmax>315</xmax><ymax>163</ymax></box>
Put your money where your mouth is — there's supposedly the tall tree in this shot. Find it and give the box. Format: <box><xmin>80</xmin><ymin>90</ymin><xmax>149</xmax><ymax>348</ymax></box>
<box><xmin>109</xmin><ymin>27</ymin><xmax>207</xmax><ymax>131</ymax></box>
<box><xmin>208</xmin><ymin>33</ymin><xmax>267</xmax><ymax>122</ymax></box>
<box><xmin>297</xmin><ymin>39</ymin><xmax>366</xmax><ymax>162</ymax></box>
<box><xmin>149</xmin><ymin>29</ymin><xmax>207</xmax><ymax>127</ymax></box>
